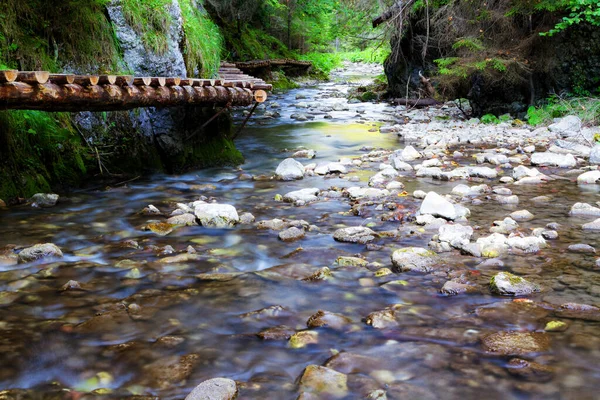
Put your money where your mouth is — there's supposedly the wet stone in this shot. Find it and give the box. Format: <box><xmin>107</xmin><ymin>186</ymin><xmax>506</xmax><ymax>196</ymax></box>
<box><xmin>567</xmin><ymin>244</ymin><xmax>596</xmax><ymax>253</ymax></box>
<box><xmin>365</xmin><ymin>308</ymin><xmax>398</xmax><ymax>329</ymax></box>
<box><xmin>510</xmin><ymin>210</ymin><xmax>535</xmax><ymax>221</ymax></box>
<box><xmin>279</xmin><ymin>227</ymin><xmax>305</xmax><ymax>242</ymax></box>
<box><xmin>324</xmin><ymin>352</ymin><xmax>380</xmax><ymax>375</ymax></box>
<box><xmin>289</xmin><ymin>331</ymin><xmax>319</xmax><ymax>348</ymax></box>
<box><xmin>18</xmin><ymin>243</ymin><xmax>63</xmax><ymax>263</ymax></box>
<box><xmin>333</xmin><ymin>226</ymin><xmax>376</xmax><ymax>244</ymax></box>
<box><xmin>257</xmin><ymin>325</ymin><xmax>295</xmax><ymax>340</ymax></box>
<box><xmin>554</xmin><ymin>303</ymin><xmax>600</xmax><ymax>321</ymax></box>
<box><xmin>391</xmin><ymin>247</ymin><xmax>439</xmax><ymax>273</ymax></box>
<box><xmin>30</xmin><ymin>193</ymin><xmax>59</xmax><ymax>208</ymax></box>
<box><xmin>506</xmin><ymin>358</ymin><xmax>554</xmax><ymax>382</ymax></box>
<box><xmin>167</xmin><ymin>213</ymin><xmax>197</xmax><ymax>226</ymax></box>
<box><xmin>307</xmin><ymin>310</ymin><xmax>352</xmax><ymax>330</ymax></box>
<box><xmin>490</xmin><ymin>272</ymin><xmax>540</xmax><ymax>296</ymax></box>
<box><xmin>545</xmin><ymin>320</ymin><xmax>569</xmax><ymax>332</ymax></box>
<box><xmin>482</xmin><ymin>331</ymin><xmax>551</xmax><ymax>355</ymax></box>
<box><xmin>440</xmin><ymin>279</ymin><xmax>478</xmax><ymax>295</ymax></box>
<box><xmin>185</xmin><ymin>377</ymin><xmax>238</xmax><ymax>400</ymax></box>
<box><xmin>582</xmin><ymin>218</ymin><xmax>600</xmax><ymax>231</ymax></box>
<box><xmin>146</xmin><ymin>222</ymin><xmax>176</xmax><ymax>236</ymax></box>
<box><xmin>298</xmin><ymin>365</ymin><xmax>348</xmax><ymax>399</ymax></box>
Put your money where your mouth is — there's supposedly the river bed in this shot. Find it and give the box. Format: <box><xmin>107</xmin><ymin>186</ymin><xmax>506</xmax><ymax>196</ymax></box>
<box><xmin>1</xmin><ymin>62</ymin><xmax>600</xmax><ymax>399</ymax></box>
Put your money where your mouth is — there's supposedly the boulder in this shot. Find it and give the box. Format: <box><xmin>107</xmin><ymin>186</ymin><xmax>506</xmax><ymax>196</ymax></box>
<box><xmin>569</xmin><ymin>202</ymin><xmax>600</xmax><ymax>216</ymax></box>
<box><xmin>400</xmin><ymin>145</ymin><xmax>421</xmax><ymax>161</ymax></box>
<box><xmin>582</xmin><ymin>219</ymin><xmax>600</xmax><ymax>231</ymax></box>
<box><xmin>420</xmin><ymin>192</ymin><xmax>457</xmax><ymax>220</ymax></box>
<box><xmin>391</xmin><ymin>247</ymin><xmax>439</xmax><ymax>273</ymax></box>
<box><xmin>548</xmin><ymin>115</ymin><xmax>581</xmax><ymax>136</ymax></box>
<box><xmin>185</xmin><ymin>378</ymin><xmax>237</xmax><ymax>400</ymax></box>
<box><xmin>438</xmin><ymin>224</ymin><xmax>473</xmax><ymax>248</ymax></box>
<box><xmin>18</xmin><ymin>243</ymin><xmax>63</xmax><ymax>263</ymax></box>
<box><xmin>307</xmin><ymin>310</ymin><xmax>352</xmax><ymax>330</ymax></box>
<box><xmin>283</xmin><ymin>188</ymin><xmax>319</xmax><ymax>204</ymax></box>
<box><xmin>299</xmin><ymin>365</ymin><xmax>348</xmax><ymax>399</ymax></box>
<box><xmin>194</xmin><ymin>204</ymin><xmax>239</xmax><ymax>228</ymax></box>
<box><xmin>530</xmin><ymin>152</ymin><xmax>576</xmax><ymax>168</ymax></box>
<box><xmin>292</xmin><ymin>149</ymin><xmax>316</xmax><ymax>159</ymax></box>
<box><xmin>278</xmin><ymin>227</ymin><xmax>305</xmax><ymax>242</ymax></box>
<box><xmin>577</xmin><ymin>170</ymin><xmax>600</xmax><ymax>184</ymax></box>
<box><xmin>333</xmin><ymin>227</ymin><xmax>376</xmax><ymax>244</ymax></box>
<box><xmin>490</xmin><ymin>272</ymin><xmax>540</xmax><ymax>296</ymax></box>
<box><xmin>510</xmin><ymin>210</ymin><xmax>535</xmax><ymax>221</ymax></box>
<box><xmin>315</xmin><ymin>162</ymin><xmax>347</xmax><ymax>175</ymax></box>
<box><xmin>346</xmin><ymin>187</ymin><xmax>389</xmax><ymax>200</ymax></box>
<box><xmin>589</xmin><ymin>144</ymin><xmax>600</xmax><ymax>164</ymax></box>
<box><xmin>276</xmin><ymin>158</ymin><xmax>305</xmax><ymax>181</ymax></box>
<box><xmin>167</xmin><ymin>213</ymin><xmax>197</xmax><ymax>226</ymax></box>
<box><xmin>30</xmin><ymin>193</ymin><xmax>59</xmax><ymax>208</ymax></box>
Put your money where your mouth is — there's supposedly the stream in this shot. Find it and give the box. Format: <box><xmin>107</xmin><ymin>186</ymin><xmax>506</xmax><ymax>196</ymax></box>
<box><xmin>1</xmin><ymin>62</ymin><xmax>600</xmax><ymax>399</ymax></box>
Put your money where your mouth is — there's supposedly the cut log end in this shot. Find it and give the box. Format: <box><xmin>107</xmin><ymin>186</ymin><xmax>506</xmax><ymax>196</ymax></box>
<box><xmin>133</xmin><ymin>77</ymin><xmax>152</xmax><ymax>86</ymax></box>
<box><xmin>0</xmin><ymin>70</ymin><xmax>18</xmax><ymax>83</ymax></box>
<box><xmin>17</xmin><ymin>71</ymin><xmax>50</xmax><ymax>84</ymax></box>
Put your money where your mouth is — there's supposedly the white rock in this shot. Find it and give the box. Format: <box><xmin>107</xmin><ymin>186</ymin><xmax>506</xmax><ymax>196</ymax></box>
<box><xmin>333</xmin><ymin>226</ymin><xmax>377</xmax><ymax>244</ymax></box>
<box><xmin>422</xmin><ymin>158</ymin><xmax>442</xmax><ymax>167</ymax></box>
<box><xmin>315</xmin><ymin>162</ymin><xmax>347</xmax><ymax>175</ymax></box>
<box><xmin>416</xmin><ymin>167</ymin><xmax>444</xmax><ymax>179</ymax></box>
<box><xmin>438</xmin><ymin>224</ymin><xmax>474</xmax><ymax>248</ymax></box>
<box><xmin>369</xmin><ymin>168</ymin><xmax>399</xmax><ymax>187</ymax></box>
<box><xmin>292</xmin><ymin>149</ymin><xmax>316</xmax><ymax>159</ymax></box>
<box><xmin>346</xmin><ymin>187</ymin><xmax>390</xmax><ymax>200</ymax></box>
<box><xmin>468</xmin><ymin>167</ymin><xmax>497</xmax><ymax>179</ymax></box>
<box><xmin>276</xmin><ymin>158</ymin><xmax>305</xmax><ymax>181</ymax></box>
<box><xmin>530</xmin><ymin>152</ymin><xmax>576</xmax><ymax>168</ymax></box>
<box><xmin>583</xmin><ymin>219</ymin><xmax>600</xmax><ymax>230</ymax></box>
<box><xmin>390</xmin><ymin>156</ymin><xmax>414</xmax><ymax>171</ymax></box>
<box><xmin>506</xmin><ymin>235</ymin><xmax>547</xmax><ymax>253</ymax></box>
<box><xmin>510</xmin><ymin>210</ymin><xmax>535</xmax><ymax>221</ymax></box>
<box><xmin>413</xmin><ymin>190</ymin><xmax>427</xmax><ymax>199</ymax></box>
<box><xmin>30</xmin><ymin>193</ymin><xmax>59</xmax><ymax>208</ymax></box>
<box><xmin>420</xmin><ymin>192</ymin><xmax>457</xmax><ymax>220</ymax></box>
<box><xmin>194</xmin><ymin>204</ymin><xmax>239</xmax><ymax>228</ymax></box>
<box><xmin>577</xmin><ymin>170</ymin><xmax>600</xmax><ymax>184</ymax></box>
<box><xmin>401</xmin><ymin>145</ymin><xmax>422</xmax><ymax>161</ymax></box>
<box><xmin>386</xmin><ymin>181</ymin><xmax>405</xmax><ymax>190</ymax></box>
<box><xmin>495</xmin><ymin>195</ymin><xmax>519</xmax><ymax>205</ymax></box>
<box><xmin>391</xmin><ymin>247</ymin><xmax>439</xmax><ymax>273</ymax></box>
<box><xmin>185</xmin><ymin>378</ymin><xmax>237</xmax><ymax>400</ymax></box>
<box><xmin>283</xmin><ymin>188</ymin><xmax>319</xmax><ymax>204</ymax></box>
<box><xmin>570</xmin><ymin>202</ymin><xmax>600</xmax><ymax>217</ymax></box>
<box><xmin>513</xmin><ymin>165</ymin><xmax>541</xmax><ymax>180</ymax></box>
<box><xmin>452</xmin><ymin>184</ymin><xmax>472</xmax><ymax>197</ymax></box>
<box><xmin>589</xmin><ymin>145</ymin><xmax>600</xmax><ymax>164</ymax></box>
<box><xmin>548</xmin><ymin>115</ymin><xmax>582</xmax><ymax>137</ymax></box>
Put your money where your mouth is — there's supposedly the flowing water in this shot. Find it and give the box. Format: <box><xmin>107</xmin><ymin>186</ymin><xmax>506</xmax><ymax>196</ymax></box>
<box><xmin>1</xmin><ymin>63</ymin><xmax>600</xmax><ymax>399</ymax></box>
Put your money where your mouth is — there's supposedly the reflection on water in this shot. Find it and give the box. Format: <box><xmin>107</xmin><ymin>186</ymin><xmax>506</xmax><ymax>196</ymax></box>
<box><xmin>0</xmin><ymin>66</ymin><xmax>599</xmax><ymax>399</ymax></box>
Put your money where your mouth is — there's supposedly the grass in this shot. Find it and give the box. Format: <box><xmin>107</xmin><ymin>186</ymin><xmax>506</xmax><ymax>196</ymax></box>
<box><xmin>299</xmin><ymin>45</ymin><xmax>391</xmax><ymax>76</ymax></box>
<box><xmin>526</xmin><ymin>95</ymin><xmax>600</xmax><ymax>126</ymax></box>
<box><xmin>121</xmin><ymin>0</ymin><xmax>172</xmax><ymax>55</ymax></box>
<box><xmin>179</xmin><ymin>0</ymin><xmax>222</xmax><ymax>77</ymax></box>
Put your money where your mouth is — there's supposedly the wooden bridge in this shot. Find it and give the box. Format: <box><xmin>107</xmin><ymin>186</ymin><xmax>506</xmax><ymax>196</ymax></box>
<box><xmin>0</xmin><ymin>66</ymin><xmax>272</xmax><ymax>112</ymax></box>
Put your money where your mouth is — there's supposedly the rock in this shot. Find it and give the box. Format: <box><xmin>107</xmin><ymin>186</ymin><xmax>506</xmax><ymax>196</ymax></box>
<box><xmin>541</xmin><ymin>230</ymin><xmax>558</xmax><ymax>240</ymax></box>
<box><xmin>167</xmin><ymin>213</ymin><xmax>197</xmax><ymax>226</ymax></box>
<box><xmin>490</xmin><ymin>217</ymin><xmax>519</xmax><ymax>234</ymax></box>
<box><xmin>506</xmin><ymin>358</ymin><xmax>554</xmax><ymax>382</ymax></box>
<box><xmin>482</xmin><ymin>331</ymin><xmax>551</xmax><ymax>355</ymax></box>
<box><xmin>283</xmin><ymin>188</ymin><xmax>319</xmax><ymax>204</ymax></box>
<box><xmin>544</xmin><ymin>320</ymin><xmax>569</xmax><ymax>332</ymax></box>
<box><xmin>194</xmin><ymin>204</ymin><xmax>239</xmax><ymax>228</ymax></box>
<box><xmin>390</xmin><ymin>157</ymin><xmax>413</xmax><ymax>171</ymax></box>
<box><xmin>185</xmin><ymin>378</ymin><xmax>237</xmax><ymax>400</ymax></box>
<box><xmin>346</xmin><ymin>187</ymin><xmax>390</xmax><ymax>200</ymax></box>
<box><xmin>336</xmin><ymin>256</ymin><xmax>368</xmax><ymax>267</ymax></box>
<box><xmin>582</xmin><ymin>219</ymin><xmax>600</xmax><ymax>231</ymax></box>
<box><xmin>416</xmin><ymin>167</ymin><xmax>444</xmax><ymax>179</ymax></box>
<box><xmin>239</xmin><ymin>213</ymin><xmax>255</xmax><ymax>224</ymax></box>
<box><xmin>451</xmin><ymin>184</ymin><xmax>472</xmax><ymax>196</ymax></box>
<box><xmin>299</xmin><ymin>365</ymin><xmax>348</xmax><ymax>399</ymax></box>
<box><xmin>315</xmin><ymin>162</ymin><xmax>347</xmax><ymax>175</ymax></box>
<box><xmin>548</xmin><ymin>115</ymin><xmax>581</xmax><ymax>136</ymax></box>
<box><xmin>333</xmin><ymin>227</ymin><xmax>377</xmax><ymax>244</ymax></box>
<box><xmin>577</xmin><ymin>170</ymin><xmax>600</xmax><ymax>184</ymax></box>
<box><xmin>275</xmin><ymin>158</ymin><xmax>305</xmax><ymax>180</ymax></box>
<box><xmin>507</xmin><ymin>235</ymin><xmax>546</xmax><ymax>252</ymax></box>
<box><xmin>142</xmin><ymin>204</ymin><xmax>161</xmax><ymax>215</ymax></box>
<box><xmin>555</xmin><ymin>303</ymin><xmax>600</xmax><ymax>321</ymax></box>
<box><xmin>570</xmin><ymin>202</ymin><xmax>600</xmax><ymax>216</ymax></box>
<box><xmin>257</xmin><ymin>325</ymin><xmax>295</xmax><ymax>340</ymax></box>
<box><xmin>279</xmin><ymin>227</ymin><xmax>305</xmax><ymax>242</ymax></box>
<box><xmin>495</xmin><ymin>195</ymin><xmax>519</xmax><ymax>205</ymax></box>
<box><xmin>391</xmin><ymin>247</ymin><xmax>439</xmax><ymax>273</ymax></box>
<box><xmin>413</xmin><ymin>190</ymin><xmax>427</xmax><ymax>199</ymax></box>
<box><xmin>530</xmin><ymin>152</ymin><xmax>576</xmax><ymax>168</ymax></box>
<box><xmin>490</xmin><ymin>272</ymin><xmax>540</xmax><ymax>296</ymax></box>
<box><xmin>419</xmin><ymin>192</ymin><xmax>457</xmax><ymax>220</ymax></box>
<box><xmin>513</xmin><ymin>165</ymin><xmax>542</xmax><ymax>180</ymax></box>
<box><xmin>510</xmin><ymin>210</ymin><xmax>535</xmax><ymax>221</ymax></box>
<box><xmin>18</xmin><ymin>243</ymin><xmax>63</xmax><ymax>263</ymax></box>
<box><xmin>440</xmin><ymin>280</ymin><xmax>478</xmax><ymax>295</ymax></box>
<box><xmin>289</xmin><ymin>331</ymin><xmax>319</xmax><ymax>348</ymax></box>
<box><xmin>147</xmin><ymin>222</ymin><xmax>175</xmax><ymax>236</ymax></box>
<box><xmin>400</xmin><ymin>145</ymin><xmax>421</xmax><ymax>161</ymax></box>
<box><xmin>468</xmin><ymin>166</ymin><xmax>498</xmax><ymax>179</ymax></box>
<box><xmin>589</xmin><ymin>145</ymin><xmax>600</xmax><ymax>164</ymax></box>
<box><xmin>307</xmin><ymin>310</ymin><xmax>352</xmax><ymax>330</ymax></box>
<box><xmin>369</xmin><ymin>168</ymin><xmax>399</xmax><ymax>187</ymax></box>
<box><xmin>438</xmin><ymin>224</ymin><xmax>473</xmax><ymax>248</ymax></box>
<box><xmin>293</xmin><ymin>149</ymin><xmax>316</xmax><ymax>159</ymax></box>
<box><xmin>568</xmin><ymin>244</ymin><xmax>596</xmax><ymax>253</ymax></box>
<box><xmin>30</xmin><ymin>193</ymin><xmax>59</xmax><ymax>208</ymax></box>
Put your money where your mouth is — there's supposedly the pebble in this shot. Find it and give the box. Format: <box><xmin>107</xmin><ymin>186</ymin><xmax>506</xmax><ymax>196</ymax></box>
<box><xmin>278</xmin><ymin>227</ymin><xmax>305</xmax><ymax>242</ymax></box>
<box><xmin>567</xmin><ymin>244</ymin><xmax>596</xmax><ymax>253</ymax></box>
<box><xmin>185</xmin><ymin>378</ymin><xmax>237</xmax><ymax>400</ymax></box>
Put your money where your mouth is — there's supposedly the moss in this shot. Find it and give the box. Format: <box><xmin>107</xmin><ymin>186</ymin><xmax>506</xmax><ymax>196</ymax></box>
<box><xmin>121</xmin><ymin>0</ymin><xmax>172</xmax><ymax>55</ymax></box>
<box><xmin>179</xmin><ymin>0</ymin><xmax>222</xmax><ymax>77</ymax></box>
<box><xmin>360</xmin><ymin>91</ymin><xmax>377</xmax><ymax>102</ymax></box>
<box><xmin>271</xmin><ymin>74</ymin><xmax>300</xmax><ymax>91</ymax></box>
<box><xmin>544</xmin><ymin>320</ymin><xmax>568</xmax><ymax>332</ymax></box>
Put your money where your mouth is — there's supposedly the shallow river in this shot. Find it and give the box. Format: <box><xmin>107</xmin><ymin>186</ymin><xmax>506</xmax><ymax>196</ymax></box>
<box><xmin>1</xmin><ymin>64</ymin><xmax>599</xmax><ymax>399</ymax></box>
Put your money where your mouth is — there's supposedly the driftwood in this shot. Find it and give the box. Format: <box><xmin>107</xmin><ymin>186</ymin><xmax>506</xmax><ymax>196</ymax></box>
<box><xmin>391</xmin><ymin>98</ymin><xmax>441</xmax><ymax>108</ymax></box>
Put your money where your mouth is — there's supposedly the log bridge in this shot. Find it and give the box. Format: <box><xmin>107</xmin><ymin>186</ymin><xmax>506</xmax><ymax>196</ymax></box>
<box><xmin>0</xmin><ymin>66</ymin><xmax>272</xmax><ymax>112</ymax></box>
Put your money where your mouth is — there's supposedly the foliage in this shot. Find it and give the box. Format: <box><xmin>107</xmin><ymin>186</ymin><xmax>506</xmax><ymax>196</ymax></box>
<box><xmin>0</xmin><ymin>0</ymin><xmax>119</xmax><ymax>72</ymax></box>
<box><xmin>481</xmin><ymin>114</ymin><xmax>500</xmax><ymax>124</ymax></box>
<box><xmin>540</xmin><ymin>0</ymin><xmax>600</xmax><ymax>36</ymax></box>
<box><xmin>179</xmin><ymin>0</ymin><xmax>223</xmax><ymax>77</ymax></box>
<box><xmin>526</xmin><ymin>96</ymin><xmax>600</xmax><ymax>126</ymax></box>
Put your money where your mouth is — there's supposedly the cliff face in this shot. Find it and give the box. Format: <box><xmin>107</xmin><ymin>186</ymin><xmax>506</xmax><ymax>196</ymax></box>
<box><xmin>0</xmin><ymin>0</ymin><xmax>241</xmax><ymax>201</ymax></box>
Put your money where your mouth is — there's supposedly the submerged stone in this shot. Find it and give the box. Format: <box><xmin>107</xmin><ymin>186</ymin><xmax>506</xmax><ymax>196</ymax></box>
<box><xmin>391</xmin><ymin>247</ymin><xmax>439</xmax><ymax>273</ymax></box>
<box><xmin>299</xmin><ymin>365</ymin><xmax>348</xmax><ymax>399</ymax></box>
<box><xmin>307</xmin><ymin>310</ymin><xmax>352</xmax><ymax>330</ymax></box>
<box><xmin>482</xmin><ymin>331</ymin><xmax>551</xmax><ymax>355</ymax></box>
<box><xmin>185</xmin><ymin>378</ymin><xmax>237</xmax><ymax>400</ymax></box>
<box><xmin>333</xmin><ymin>226</ymin><xmax>376</xmax><ymax>244</ymax></box>
<box><xmin>18</xmin><ymin>243</ymin><xmax>63</xmax><ymax>263</ymax></box>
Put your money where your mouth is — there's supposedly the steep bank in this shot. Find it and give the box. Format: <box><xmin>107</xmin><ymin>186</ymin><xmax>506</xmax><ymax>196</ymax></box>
<box><xmin>383</xmin><ymin>2</ymin><xmax>600</xmax><ymax>116</ymax></box>
<box><xmin>0</xmin><ymin>0</ymin><xmax>241</xmax><ymax>201</ymax></box>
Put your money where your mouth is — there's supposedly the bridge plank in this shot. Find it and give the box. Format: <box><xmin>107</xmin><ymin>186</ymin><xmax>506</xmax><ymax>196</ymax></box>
<box><xmin>73</xmin><ymin>75</ymin><xmax>100</xmax><ymax>86</ymax></box>
<box><xmin>114</xmin><ymin>75</ymin><xmax>134</xmax><ymax>86</ymax></box>
<box><xmin>98</xmin><ymin>75</ymin><xmax>117</xmax><ymax>85</ymax></box>
<box><xmin>0</xmin><ymin>70</ymin><xmax>18</xmax><ymax>83</ymax></box>
<box><xmin>49</xmin><ymin>74</ymin><xmax>75</xmax><ymax>84</ymax></box>
<box><xmin>17</xmin><ymin>71</ymin><xmax>50</xmax><ymax>84</ymax></box>
<box><xmin>133</xmin><ymin>77</ymin><xmax>152</xmax><ymax>86</ymax></box>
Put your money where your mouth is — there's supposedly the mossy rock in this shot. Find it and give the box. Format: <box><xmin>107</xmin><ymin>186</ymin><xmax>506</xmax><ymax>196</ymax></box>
<box><xmin>490</xmin><ymin>272</ymin><xmax>540</xmax><ymax>296</ymax></box>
